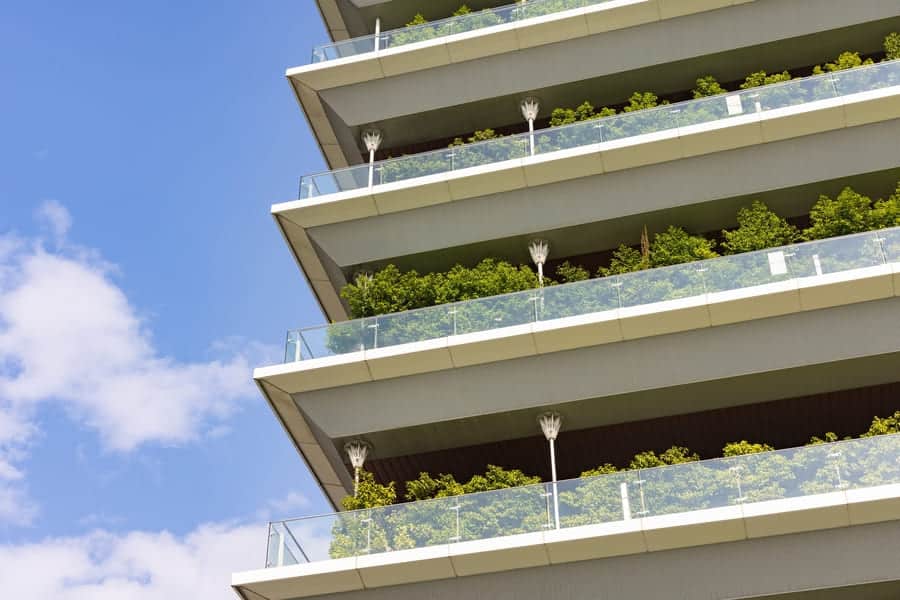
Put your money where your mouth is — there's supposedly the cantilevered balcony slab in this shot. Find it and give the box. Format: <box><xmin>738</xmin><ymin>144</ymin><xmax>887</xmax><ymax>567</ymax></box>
<box><xmin>295</xmin><ymin>0</ymin><xmax>898</xmax><ymax>170</ymax></box>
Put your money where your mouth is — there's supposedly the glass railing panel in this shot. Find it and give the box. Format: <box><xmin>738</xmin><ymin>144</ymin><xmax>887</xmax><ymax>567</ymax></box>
<box><xmin>299</xmin><ymin>165</ymin><xmax>370</xmax><ymax>198</ymax></box>
<box><xmin>702</xmin><ymin>248</ymin><xmax>794</xmax><ymax>294</ymax></box>
<box><xmin>516</xmin><ymin>0</ymin><xmax>585</xmax><ymax>19</ymax></box>
<box><xmin>534</xmin><ymin>118</ymin><xmax>603</xmax><ymax>153</ymax></box>
<box><xmin>785</xmin><ymin>231</ymin><xmax>885</xmax><ymax>278</ymax></box>
<box><xmin>832</xmin><ymin>59</ymin><xmax>900</xmax><ymax>95</ymax></box>
<box><xmin>312</xmin><ymin>36</ymin><xmax>377</xmax><ymax>63</ymax></box>
<box><xmin>839</xmin><ymin>434</ymin><xmax>900</xmax><ymax>490</ymax></box>
<box><xmin>267</xmin><ymin>520</ymin><xmax>307</xmax><ymax>567</ymax></box>
<box><xmin>876</xmin><ymin>227</ymin><xmax>900</xmax><ymax>263</ymax></box>
<box><xmin>537</xmin><ymin>276</ymin><xmax>621</xmax><ymax>320</ymax></box>
<box><xmin>598</xmin><ymin>105</ymin><xmax>682</xmax><ymax>142</ymax></box>
<box><xmin>448</xmin><ymin>135</ymin><xmax>530</xmax><ymax>170</ymax></box>
<box><xmin>635</xmin><ymin>459</ymin><xmax>736</xmax><ymax>516</ymax></box>
<box><xmin>369</xmin><ymin>305</ymin><xmax>455</xmax><ymax>348</ymax></box>
<box><xmin>378</xmin><ymin>150</ymin><xmax>454</xmax><ymax>186</ymax></box>
<box><xmin>746</xmin><ymin>75</ymin><xmax>838</xmax><ymax>112</ymax></box>
<box><xmin>557</xmin><ymin>470</ymin><xmax>636</xmax><ymax>527</ymax></box>
<box><xmin>675</xmin><ymin>93</ymin><xmax>733</xmax><ymax>127</ymax></box>
<box><xmin>616</xmin><ymin>262</ymin><xmax>707</xmax><ymax>308</ymax></box>
<box><xmin>451</xmin><ymin>288</ymin><xmax>537</xmax><ymax>335</ymax></box>
<box><xmin>452</xmin><ymin>5</ymin><xmax>515</xmax><ymax>34</ymax></box>
<box><xmin>299</xmin><ymin>321</ymin><xmax>367</xmax><ymax>359</ymax></box>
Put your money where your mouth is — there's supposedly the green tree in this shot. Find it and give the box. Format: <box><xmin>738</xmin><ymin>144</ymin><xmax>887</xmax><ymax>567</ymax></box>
<box><xmin>722</xmin><ymin>441</ymin><xmax>774</xmax><ymax>456</ymax></box>
<box><xmin>886</xmin><ymin>32</ymin><xmax>900</xmax><ymax>61</ymax></box>
<box><xmin>650</xmin><ymin>226</ymin><xmax>718</xmax><ymax>267</ymax></box>
<box><xmin>721</xmin><ymin>201</ymin><xmax>800</xmax><ymax>254</ymax></box>
<box><xmin>341</xmin><ymin>470</ymin><xmax>397</xmax><ymax>510</ymax></box>
<box><xmin>406</xmin><ymin>13</ymin><xmax>428</xmax><ymax>26</ymax></box>
<box><xmin>692</xmin><ymin>75</ymin><xmax>727</xmax><ymax>98</ymax></box>
<box><xmin>803</xmin><ymin>187</ymin><xmax>874</xmax><ymax>240</ymax></box>
<box><xmin>553</xmin><ymin>261</ymin><xmax>590</xmax><ymax>283</ymax></box>
<box><xmin>813</xmin><ymin>51</ymin><xmax>874</xmax><ymax>74</ymax></box>
<box><xmin>462</xmin><ymin>465</ymin><xmax>541</xmax><ymax>493</ymax></box>
<box><xmin>406</xmin><ymin>472</ymin><xmax>465</xmax><ymax>501</ymax></box>
<box><xmin>740</xmin><ymin>70</ymin><xmax>792</xmax><ymax>89</ymax></box>
<box><xmin>452</xmin><ymin>4</ymin><xmax>471</xmax><ymax>16</ymax></box>
<box><xmin>869</xmin><ymin>183</ymin><xmax>900</xmax><ymax>229</ymax></box>
<box><xmin>598</xmin><ymin>244</ymin><xmax>647</xmax><ymax>276</ymax></box>
<box><xmin>623</xmin><ymin>91</ymin><xmax>665</xmax><ymax>112</ymax></box>
<box><xmin>861</xmin><ymin>411</ymin><xmax>900</xmax><ymax>437</ymax></box>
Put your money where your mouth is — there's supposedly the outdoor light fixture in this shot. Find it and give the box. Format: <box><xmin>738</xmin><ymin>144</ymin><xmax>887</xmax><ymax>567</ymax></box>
<box><xmin>520</xmin><ymin>97</ymin><xmax>540</xmax><ymax>156</ymax></box>
<box><xmin>345</xmin><ymin>439</ymin><xmax>371</xmax><ymax>496</ymax></box>
<box><xmin>538</xmin><ymin>412</ymin><xmax>562</xmax><ymax>529</ymax></box>
<box><xmin>528</xmin><ymin>239</ymin><xmax>550</xmax><ymax>287</ymax></box>
<box><xmin>361</xmin><ymin>128</ymin><xmax>383</xmax><ymax>188</ymax></box>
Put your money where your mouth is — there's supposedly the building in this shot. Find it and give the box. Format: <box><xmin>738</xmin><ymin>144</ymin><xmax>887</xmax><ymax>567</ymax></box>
<box><xmin>233</xmin><ymin>1</ymin><xmax>900</xmax><ymax>598</ymax></box>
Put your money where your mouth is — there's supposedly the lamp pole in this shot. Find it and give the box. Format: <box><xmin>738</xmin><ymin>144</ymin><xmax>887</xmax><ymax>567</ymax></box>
<box><xmin>344</xmin><ymin>440</ymin><xmax>371</xmax><ymax>496</ymax></box>
<box><xmin>538</xmin><ymin>412</ymin><xmax>562</xmax><ymax>529</ymax></box>
<box><xmin>362</xmin><ymin>129</ymin><xmax>383</xmax><ymax>188</ymax></box>
<box><xmin>520</xmin><ymin>97</ymin><xmax>540</xmax><ymax>156</ymax></box>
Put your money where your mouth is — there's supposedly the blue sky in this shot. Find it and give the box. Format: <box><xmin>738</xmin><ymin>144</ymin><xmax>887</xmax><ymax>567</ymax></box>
<box><xmin>0</xmin><ymin>1</ymin><xmax>339</xmax><ymax>594</ymax></box>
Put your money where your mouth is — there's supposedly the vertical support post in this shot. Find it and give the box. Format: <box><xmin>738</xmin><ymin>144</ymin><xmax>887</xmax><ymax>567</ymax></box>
<box><xmin>528</xmin><ymin>118</ymin><xmax>535</xmax><ymax>156</ymax></box>
<box><xmin>550</xmin><ymin>437</ymin><xmax>560</xmax><ymax>529</ymax></box>
<box><xmin>520</xmin><ymin>97</ymin><xmax>540</xmax><ymax>157</ymax></box>
<box><xmin>620</xmin><ymin>482</ymin><xmax>631</xmax><ymax>520</ymax></box>
<box><xmin>368</xmin><ymin>149</ymin><xmax>376</xmax><ymax>188</ymax></box>
<box><xmin>813</xmin><ymin>254</ymin><xmax>823</xmax><ymax>276</ymax></box>
<box><xmin>276</xmin><ymin>529</ymin><xmax>286</xmax><ymax>567</ymax></box>
<box><xmin>294</xmin><ymin>333</ymin><xmax>302</xmax><ymax>362</ymax></box>
<box><xmin>538</xmin><ymin>412</ymin><xmax>562</xmax><ymax>530</ymax></box>
<box><xmin>374</xmin><ymin>17</ymin><xmax>381</xmax><ymax>52</ymax></box>
<box><xmin>362</xmin><ymin>129</ymin><xmax>383</xmax><ymax>189</ymax></box>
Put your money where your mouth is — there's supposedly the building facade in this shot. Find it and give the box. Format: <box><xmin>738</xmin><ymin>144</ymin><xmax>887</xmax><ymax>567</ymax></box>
<box><xmin>233</xmin><ymin>1</ymin><xmax>900</xmax><ymax>598</ymax></box>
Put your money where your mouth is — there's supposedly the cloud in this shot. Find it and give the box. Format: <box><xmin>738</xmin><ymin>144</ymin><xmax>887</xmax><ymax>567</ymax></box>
<box><xmin>0</xmin><ymin>521</ymin><xmax>264</xmax><ymax>599</ymax></box>
<box><xmin>0</xmin><ymin>203</ymin><xmax>268</xmax><ymax>524</ymax></box>
<box><xmin>257</xmin><ymin>490</ymin><xmax>312</xmax><ymax>522</ymax></box>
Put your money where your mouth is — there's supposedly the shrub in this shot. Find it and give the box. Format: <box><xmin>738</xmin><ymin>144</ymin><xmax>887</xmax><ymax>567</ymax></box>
<box><xmin>740</xmin><ymin>70</ymin><xmax>792</xmax><ymax>89</ymax></box>
<box><xmin>861</xmin><ymin>411</ymin><xmax>900</xmax><ymax>437</ymax></box>
<box><xmin>554</xmin><ymin>261</ymin><xmax>590</xmax><ymax>283</ymax></box>
<box><xmin>692</xmin><ymin>75</ymin><xmax>727</xmax><ymax>98</ymax></box>
<box><xmin>721</xmin><ymin>201</ymin><xmax>800</xmax><ymax>254</ymax></box>
<box><xmin>803</xmin><ymin>187</ymin><xmax>875</xmax><ymax>240</ymax></box>
<box><xmin>650</xmin><ymin>226</ymin><xmax>718</xmax><ymax>267</ymax></box>
<box><xmin>452</xmin><ymin>4</ymin><xmax>471</xmax><ymax>16</ymax></box>
<box><xmin>886</xmin><ymin>32</ymin><xmax>900</xmax><ymax>61</ymax></box>
<box><xmin>869</xmin><ymin>183</ymin><xmax>900</xmax><ymax>229</ymax></box>
<box><xmin>598</xmin><ymin>244</ymin><xmax>647</xmax><ymax>276</ymax></box>
<box><xmin>722</xmin><ymin>441</ymin><xmax>775</xmax><ymax>457</ymax></box>
<box><xmin>623</xmin><ymin>91</ymin><xmax>666</xmax><ymax>112</ymax></box>
<box><xmin>813</xmin><ymin>51</ymin><xmax>874</xmax><ymax>74</ymax></box>
<box><xmin>580</xmin><ymin>463</ymin><xmax>619</xmax><ymax>477</ymax></box>
<box><xmin>449</xmin><ymin>128</ymin><xmax>501</xmax><ymax>146</ymax></box>
<box><xmin>406</xmin><ymin>472</ymin><xmax>465</xmax><ymax>501</ymax></box>
<box><xmin>341</xmin><ymin>470</ymin><xmax>397</xmax><ymax>510</ymax></box>
<box><xmin>629</xmin><ymin>446</ymin><xmax>699</xmax><ymax>469</ymax></box>
<box><xmin>405</xmin><ymin>13</ymin><xmax>428</xmax><ymax>26</ymax></box>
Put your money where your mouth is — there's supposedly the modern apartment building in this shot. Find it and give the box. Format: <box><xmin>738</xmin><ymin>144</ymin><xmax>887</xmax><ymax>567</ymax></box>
<box><xmin>233</xmin><ymin>1</ymin><xmax>900</xmax><ymax>598</ymax></box>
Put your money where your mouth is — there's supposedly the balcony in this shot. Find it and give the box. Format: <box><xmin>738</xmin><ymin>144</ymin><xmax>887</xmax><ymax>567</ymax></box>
<box><xmin>287</xmin><ymin>59</ymin><xmax>900</xmax><ymax>229</ymax></box>
<box><xmin>281</xmin><ymin>228</ymin><xmax>900</xmax><ymax>381</ymax></box>
<box><xmin>234</xmin><ymin>433</ymin><xmax>900</xmax><ymax>598</ymax></box>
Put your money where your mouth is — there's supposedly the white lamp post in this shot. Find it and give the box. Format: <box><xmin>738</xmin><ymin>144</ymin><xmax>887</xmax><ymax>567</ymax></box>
<box><xmin>520</xmin><ymin>97</ymin><xmax>540</xmax><ymax>156</ymax></box>
<box><xmin>345</xmin><ymin>439</ymin><xmax>371</xmax><ymax>496</ymax></box>
<box><xmin>362</xmin><ymin>129</ymin><xmax>383</xmax><ymax>188</ymax></box>
<box><xmin>538</xmin><ymin>412</ymin><xmax>561</xmax><ymax>529</ymax></box>
<box><xmin>528</xmin><ymin>239</ymin><xmax>550</xmax><ymax>287</ymax></box>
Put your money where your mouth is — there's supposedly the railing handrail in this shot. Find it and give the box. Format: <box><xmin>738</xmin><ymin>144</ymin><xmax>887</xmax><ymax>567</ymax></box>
<box><xmin>287</xmin><ymin>225</ymin><xmax>896</xmax><ymax>339</ymax></box>
<box><xmin>310</xmin><ymin>0</ymin><xmax>606</xmax><ymax>64</ymax></box>
<box><xmin>268</xmin><ymin>431</ymin><xmax>900</xmax><ymax>536</ymax></box>
<box><xmin>297</xmin><ymin>59</ymin><xmax>897</xmax><ymax>188</ymax></box>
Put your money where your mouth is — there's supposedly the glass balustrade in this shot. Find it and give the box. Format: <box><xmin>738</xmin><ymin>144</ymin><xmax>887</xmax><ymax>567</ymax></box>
<box><xmin>265</xmin><ymin>432</ymin><xmax>900</xmax><ymax>566</ymax></box>
<box><xmin>310</xmin><ymin>0</ymin><xmax>615</xmax><ymax>65</ymax></box>
<box><xmin>296</xmin><ymin>60</ymin><xmax>900</xmax><ymax>199</ymax></box>
<box><xmin>284</xmin><ymin>227</ymin><xmax>896</xmax><ymax>362</ymax></box>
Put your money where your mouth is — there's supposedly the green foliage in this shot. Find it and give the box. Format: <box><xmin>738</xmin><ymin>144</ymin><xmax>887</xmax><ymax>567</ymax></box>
<box><xmin>886</xmin><ymin>32</ymin><xmax>900</xmax><ymax>61</ymax></box>
<box><xmin>553</xmin><ymin>261</ymin><xmax>590</xmax><ymax>283</ymax></box>
<box><xmin>808</xmin><ymin>432</ymin><xmax>841</xmax><ymax>445</ymax></box>
<box><xmin>692</xmin><ymin>75</ymin><xmax>727</xmax><ymax>98</ymax></box>
<box><xmin>721</xmin><ymin>201</ymin><xmax>801</xmax><ymax>255</ymax></box>
<box><xmin>649</xmin><ymin>226</ymin><xmax>718</xmax><ymax>267</ymax></box>
<box><xmin>870</xmin><ymin>183</ymin><xmax>900</xmax><ymax>229</ymax></box>
<box><xmin>598</xmin><ymin>244</ymin><xmax>647</xmax><ymax>276</ymax></box>
<box><xmin>813</xmin><ymin>51</ymin><xmax>874</xmax><ymax>75</ymax></box>
<box><xmin>405</xmin><ymin>13</ymin><xmax>428</xmax><ymax>26</ymax></box>
<box><xmin>341</xmin><ymin>470</ymin><xmax>396</xmax><ymax>510</ymax></box>
<box><xmin>449</xmin><ymin>128</ymin><xmax>501</xmax><ymax>146</ymax></box>
<box><xmin>722</xmin><ymin>441</ymin><xmax>774</xmax><ymax>457</ymax></box>
<box><xmin>861</xmin><ymin>411</ymin><xmax>900</xmax><ymax>437</ymax></box>
<box><xmin>406</xmin><ymin>472</ymin><xmax>465</xmax><ymax>501</ymax></box>
<box><xmin>622</xmin><ymin>91</ymin><xmax>666</xmax><ymax>112</ymax></box>
<box><xmin>548</xmin><ymin>101</ymin><xmax>614</xmax><ymax>127</ymax></box>
<box><xmin>740</xmin><ymin>70</ymin><xmax>792</xmax><ymax>89</ymax></box>
<box><xmin>580</xmin><ymin>463</ymin><xmax>619</xmax><ymax>477</ymax></box>
<box><xmin>452</xmin><ymin>4</ymin><xmax>471</xmax><ymax>16</ymax></box>
<box><xmin>463</xmin><ymin>465</ymin><xmax>541</xmax><ymax>493</ymax></box>
<box><xmin>803</xmin><ymin>187</ymin><xmax>875</xmax><ymax>240</ymax></box>
<box><xmin>629</xmin><ymin>446</ymin><xmax>699</xmax><ymax>469</ymax></box>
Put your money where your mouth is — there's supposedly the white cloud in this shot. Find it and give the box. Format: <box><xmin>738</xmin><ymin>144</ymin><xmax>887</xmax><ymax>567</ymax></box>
<box><xmin>0</xmin><ymin>521</ymin><xmax>265</xmax><ymax>600</ymax></box>
<box><xmin>0</xmin><ymin>204</ymin><xmax>269</xmax><ymax>524</ymax></box>
<box><xmin>257</xmin><ymin>490</ymin><xmax>312</xmax><ymax>522</ymax></box>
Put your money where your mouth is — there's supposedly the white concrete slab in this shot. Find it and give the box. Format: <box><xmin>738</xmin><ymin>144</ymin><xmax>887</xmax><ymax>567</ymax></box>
<box><xmin>797</xmin><ymin>265</ymin><xmax>894</xmax><ymax>312</ymax></box>
<box><xmin>357</xmin><ymin>544</ymin><xmax>455</xmax><ymax>588</ymax></box>
<box><xmin>707</xmin><ymin>280</ymin><xmax>801</xmax><ymax>326</ymax></box>
<box><xmin>544</xmin><ymin>519</ymin><xmax>646</xmax><ymax>563</ymax></box>
<box><xmin>446</xmin><ymin>160</ymin><xmax>527</xmax><ymax>201</ymax></box>
<box><xmin>642</xmin><ymin>505</ymin><xmax>746</xmax><ymax>551</ymax></box>
<box><xmin>743</xmin><ymin>492</ymin><xmax>850</xmax><ymax>539</ymax></box>
<box><xmin>619</xmin><ymin>295</ymin><xmax>711</xmax><ymax>339</ymax></box>
<box><xmin>373</xmin><ymin>176</ymin><xmax>452</xmax><ymax>214</ymax></box>
<box><xmin>846</xmin><ymin>483</ymin><xmax>900</xmax><ymax>526</ymax></box>
<box><xmin>600</xmin><ymin>131</ymin><xmax>683</xmax><ymax>172</ymax></box>
<box><xmin>446</xmin><ymin>24</ymin><xmax>519</xmax><ymax>64</ymax></box>
<box><xmin>449</xmin><ymin>531</ymin><xmax>549</xmax><ymax>576</ymax></box>
<box><xmin>759</xmin><ymin>99</ymin><xmax>847</xmax><ymax>143</ymax></box>
<box><xmin>678</xmin><ymin>113</ymin><xmax>763</xmax><ymax>158</ymax></box>
<box><xmin>521</xmin><ymin>145</ymin><xmax>604</xmax><ymax>187</ymax></box>
<box><xmin>585</xmin><ymin>0</ymin><xmax>660</xmax><ymax>35</ymax></box>
<box><xmin>842</xmin><ymin>86</ymin><xmax>900</xmax><ymax>127</ymax></box>
<box><xmin>532</xmin><ymin>310</ymin><xmax>623</xmax><ymax>354</ymax></box>
<box><xmin>378</xmin><ymin>41</ymin><xmax>451</xmax><ymax>78</ymax></box>
<box><xmin>448</xmin><ymin>323</ymin><xmax>537</xmax><ymax>368</ymax></box>
<box><xmin>284</xmin><ymin>191</ymin><xmax>378</xmax><ymax>228</ymax></box>
<box><xmin>515</xmin><ymin>9</ymin><xmax>589</xmax><ymax>50</ymax></box>
<box><xmin>365</xmin><ymin>338</ymin><xmax>454</xmax><ymax>380</ymax></box>
<box><xmin>233</xmin><ymin>557</ymin><xmax>363</xmax><ymax>599</ymax></box>
<box><xmin>658</xmin><ymin>0</ymin><xmax>731</xmax><ymax>19</ymax></box>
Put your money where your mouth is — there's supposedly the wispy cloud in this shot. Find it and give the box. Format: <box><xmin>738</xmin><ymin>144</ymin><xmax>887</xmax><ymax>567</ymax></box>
<box><xmin>0</xmin><ymin>202</ymin><xmax>270</xmax><ymax>525</ymax></box>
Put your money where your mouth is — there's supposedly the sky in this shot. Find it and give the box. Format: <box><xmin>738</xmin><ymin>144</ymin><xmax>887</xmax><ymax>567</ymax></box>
<box><xmin>0</xmin><ymin>1</ymin><xmax>338</xmax><ymax>596</ymax></box>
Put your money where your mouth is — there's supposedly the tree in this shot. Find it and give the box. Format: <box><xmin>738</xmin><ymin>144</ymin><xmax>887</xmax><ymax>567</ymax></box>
<box><xmin>813</xmin><ymin>51</ymin><xmax>874</xmax><ymax>74</ymax></box>
<box><xmin>405</xmin><ymin>13</ymin><xmax>428</xmax><ymax>26</ymax></box>
<box><xmin>629</xmin><ymin>445</ymin><xmax>699</xmax><ymax>469</ymax></box>
<box><xmin>650</xmin><ymin>226</ymin><xmax>718</xmax><ymax>267</ymax></box>
<box><xmin>861</xmin><ymin>411</ymin><xmax>900</xmax><ymax>437</ymax></box>
<box><xmin>623</xmin><ymin>91</ymin><xmax>665</xmax><ymax>112</ymax></box>
<box><xmin>803</xmin><ymin>187</ymin><xmax>874</xmax><ymax>240</ymax></box>
<box><xmin>406</xmin><ymin>472</ymin><xmax>465</xmax><ymax>501</ymax></box>
<box><xmin>598</xmin><ymin>244</ymin><xmax>647</xmax><ymax>276</ymax></box>
<box><xmin>869</xmin><ymin>183</ymin><xmax>900</xmax><ymax>230</ymax></box>
<box><xmin>341</xmin><ymin>470</ymin><xmax>396</xmax><ymax>510</ymax></box>
<box><xmin>553</xmin><ymin>261</ymin><xmax>590</xmax><ymax>283</ymax></box>
<box><xmin>721</xmin><ymin>201</ymin><xmax>800</xmax><ymax>254</ymax></box>
<box><xmin>886</xmin><ymin>32</ymin><xmax>900</xmax><ymax>61</ymax></box>
<box><xmin>692</xmin><ymin>75</ymin><xmax>727</xmax><ymax>98</ymax></box>
<box><xmin>722</xmin><ymin>441</ymin><xmax>774</xmax><ymax>456</ymax></box>
<box><xmin>740</xmin><ymin>70</ymin><xmax>792</xmax><ymax>89</ymax></box>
